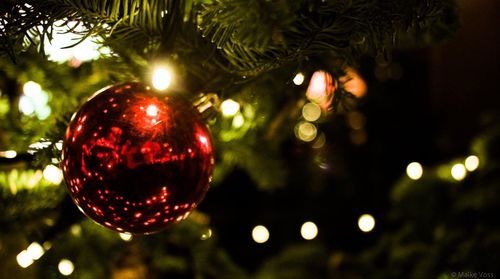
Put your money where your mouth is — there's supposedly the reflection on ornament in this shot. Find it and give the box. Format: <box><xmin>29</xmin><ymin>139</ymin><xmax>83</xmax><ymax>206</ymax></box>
<box><xmin>61</xmin><ymin>83</ymin><xmax>214</xmax><ymax>234</ymax></box>
<box><xmin>340</xmin><ymin>68</ymin><xmax>367</xmax><ymax>98</ymax></box>
<box><xmin>306</xmin><ymin>71</ymin><xmax>335</xmax><ymax>110</ymax></box>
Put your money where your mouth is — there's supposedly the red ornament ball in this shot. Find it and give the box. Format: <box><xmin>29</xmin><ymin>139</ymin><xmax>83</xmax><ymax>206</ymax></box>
<box><xmin>61</xmin><ymin>82</ymin><xmax>214</xmax><ymax>234</ymax></box>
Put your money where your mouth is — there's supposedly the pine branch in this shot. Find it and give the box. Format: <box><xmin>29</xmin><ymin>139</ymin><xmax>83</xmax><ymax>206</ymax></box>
<box><xmin>197</xmin><ymin>0</ymin><xmax>458</xmax><ymax>76</ymax></box>
<box><xmin>0</xmin><ymin>0</ymin><xmax>179</xmax><ymax>58</ymax></box>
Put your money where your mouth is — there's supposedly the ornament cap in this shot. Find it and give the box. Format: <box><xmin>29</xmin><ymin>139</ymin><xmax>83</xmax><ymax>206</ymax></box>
<box><xmin>193</xmin><ymin>93</ymin><xmax>220</xmax><ymax>122</ymax></box>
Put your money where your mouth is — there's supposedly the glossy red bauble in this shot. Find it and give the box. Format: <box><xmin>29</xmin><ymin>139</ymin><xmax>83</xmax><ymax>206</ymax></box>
<box><xmin>61</xmin><ymin>82</ymin><xmax>214</xmax><ymax>234</ymax></box>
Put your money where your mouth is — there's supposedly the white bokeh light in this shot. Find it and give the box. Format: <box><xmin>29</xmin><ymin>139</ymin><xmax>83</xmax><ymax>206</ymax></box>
<box><xmin>221</xmin><ymin>99</ymin><xmax>240</xmax><ymax>117</ymax></box>
<box><xmin>451</xmin><ymin>163</ymin><xmax>466</xmax><ymax>181</ymax></box>
<box><xmin>406</xmin><ymin>162</ymin><xmax>423</xmax><ymax>180</ymax></box>
<box><xmin>58</xmin><ymin>259</ymin><xmax>75</xmax><ymax>276</ymax></box>
<box><xmin>300</xmin><ymin>221</ymin><xmax>318</xmax><ymax>240</ymax></box>
<box><xmin>358</xmin><ymin>214</ymin><xmax>375</xmax><ymax>233</ymax></box>
<box><xmin>27</xmin><ymin>242</ymin><xmax>45</xmax><ymax>260</ymax></box>
<box><xmin>16</xmin><ymin>250</ymin><xmax>34</xmax><ymax>268</ymax></box>
<box><xmin>464</xmin><ymin>155</ymin><xmax>479</xmax><ymax>172</ymax></box>
<box><xmin>43</xmin><ymin>165</ymin><xmax>64</xmax><ymax>184</ymax></box>
<box><xmin>42</xmin><ymin>20</ymin><xmax>109</xmax><ymax>63</ymax></box>
<box><xmin>152</xmin><ymin>66</ymin><xmax>173</xmax><ymax>91</ymax></box>
<box><xmin>252</xmin><ymin>225</ymin><xmax>270</xmax><ymax>244</ymax></box>
<box><xmin>293</xmin><ymin>73</ymin><xmax>305</xmax><ymax>85</ymax></box>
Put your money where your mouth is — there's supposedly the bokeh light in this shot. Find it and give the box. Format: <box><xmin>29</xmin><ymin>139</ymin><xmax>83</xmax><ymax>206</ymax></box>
<box><xmin>295</xmin><ymin>121</ymin><xmax>318</xmax><ymax>142</ymax></box>
<box><xmin>300</xmin><ymin>221</ymin><xmax>318</xmax><ymax>240</ymax></box>
<box><xmin>16</xmin><ymin>250</ymin><xmax>34</xmax><ymax>268</ymax></box>
<box><xmin>58</xmin><ymin>259</ymin><xmax>75</xmax><ymax>276</ymax></box>
<box><xmin>19</xmin><ymin>81</ymin><xmax>51</xmax><ymax>120</ymax></box>
<box><xmin>451</xmin><ymin>163</ymin><xmax>466</xmax><ymax>181</ymax></box>
<box><xmin>406</xmin><ymin>162</ymin><xmax>423</xmax><ymax>180</ymax></box>
<box><xmin>41</xmin><ymin>20</ymin><xmax>109</xmax><ymax>63</ymax></box>
<box><xmin>252</xmin><ymin>225</ymin><xmax>270</xmax><ymax>244</ymax></box>
<box><xmin>221</xmin><ymin>99</ymin><xmax>240</xmax><ymax>117</ymax></box>
<box><xmin>43</xmin><ymin>165</ymin><xmax>64</xmax><ymax>184</ymax></box>
<box><xmin>306</xmin><ymin>71</ymin><xmax>334</xmax><ymax>107</ymax></box>
<box><xmin>232</xmin><ymin>114</ymin><xmax>245</xmax><ymax>128</ymax></box>
<box><xmin>358</xmin><ymin>214</ymin><xmax>375</xmax><ymax>233</ymax></box>
<box><xmin>152</xmin><ymin>66</ymin><xmax>173</xmax><ymax>91</ymax></box>
<box><xmin>27</xmin><ymin>242</ymin><xmax>45</xmax><ymax>260</ymax></box>
<box><xmin>464</xmin><ymin>155</ymin><xmax>479</xmax><ymax>172</ymax></box>
<box><xmin>293</xmin><ymin>73</ymin><xmax>305</xmax><ymax>85</ymax></box>
<box><xmin>302</xmin><ymin>102</ymin><xmax>322</xmax><ymax>122</ymax></box>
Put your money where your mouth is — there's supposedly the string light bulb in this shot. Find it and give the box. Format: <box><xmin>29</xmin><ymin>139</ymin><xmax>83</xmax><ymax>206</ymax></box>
<box><xmin>26</xmin><ymin>242</ymin><xmax>45</xmax><ymax>260</ymax></box>
<box><xmin>451</xmin><ymin>163</ymin><xmax>466</xmax><ymax>181</ymax></box>
<box><xmin>252</xmin><ymin>225</ymin><xmax>270</xmax><ymax>244</ymax></box>
<box><xmin>358</xmin><ymin>214</ymin><xmax>375</xmax><ymax>233</ymax></box>
<box><xmin>406</xmin><ymin>162</ymin><xmax>423</xmax><ymax>180</ymax></box>
<box><xmin>16</xmin><ymin>250</ymin><xmax>34</xmax><ymax>268</ymax></box>
<box><xmin>152</xmin><ymin>66</ymin><xmax>173</xmax><ymax>91</ymax></box>
<box><xmin>300</xmin><ymin>221</ymin><xmax>318</xmax><ymax>240</ymax></box>
<box><xmin>58</xmin><ymin>259</ymin><xmax>75</xmax><ymax>276</ymax></box>
<box><xmin>464</xmin><ymin>155</ymin><xmax>479</xmax><ymax>172</ymax></box>
<box><xmin>293</xmin><ymin>73</ymin><xmax>305</xmax><ymax>85</ymax></box>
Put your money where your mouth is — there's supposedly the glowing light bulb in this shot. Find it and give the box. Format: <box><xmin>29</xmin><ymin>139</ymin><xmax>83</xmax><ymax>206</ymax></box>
<box><xmin>306</xmin><ymin>71</ymin><xmax>334</xmax><ymax>105</ymax></box>
<box><xmin>119</xmin><ymin>233</ymin><xmax>132</xmax><ymax>241</ymax></box>
<box><xmin>16</xmin><ymin>250</ymin><xmax>34</xmax><ymax>268</ymax></box>
<box><xmin>464</xmin><ymin>155</ymin><xmax>479</xmax><ymax>172</ymax></box>
<box><xmin>295</xmin><ymin>121</ymin><xmax>318</xmax><ymax>142</ymax></box>
<box><xmin>300</xmin><ymin>221</ymin><xmax>318</xmax><ymax>240</ymax></box>
<box><xmin>43</xmin><ymin>165</ymin><xmax>64</xmax><ymax>184</ymax></box>
<box><xmin>302</xmin><ymin>102</ymin><xmax>322</xmax><ymax>122</ymax></box>
<box><xmin>406</xmin><ymin>162</ymin><xmax>423</xmax><ymax>180</ymax></box>
<box><xmin>58</xmin><ymin>259</ymin><xmax>74</xmax><ymax>276</ymax></box>
<box><xmin>293</xmin><ymin>73</ymin><xmax>305</xmax><ymax>85</ymax></box>
<box><xmin>358</xmin><ymin>214</ymin><xmax>375</xmax><ymax>233</ymax></box>
<box><xmin>221</xmin><ymin>99</ymin><xmax>240</xmax><ymax>117</ymax></box>
<box><xmin>27</xmin><ymin>242</ymin><xmax>45</xmax><ymax>260</ymax></box>
<box><xmin>451</xmin><ymin>163</ymin><xmax>466</xmax><ymax>181</ymax></box>
<box><xmin>152</xmin><ymin>66</ymin><xmax>173</xmax><ymax>91</ymax></box>
<box><xmin>252</xmin><ymin>225</ymin><xmax>269</xmax><ymax>244</ymax></box>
